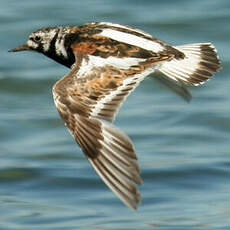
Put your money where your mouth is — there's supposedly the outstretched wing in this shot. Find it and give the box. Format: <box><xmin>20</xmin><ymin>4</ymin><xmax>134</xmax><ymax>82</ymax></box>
<box><xmin>52</xmin><ymin>50</ymin><xmax>167</xmax><ymax>209</ymax></box>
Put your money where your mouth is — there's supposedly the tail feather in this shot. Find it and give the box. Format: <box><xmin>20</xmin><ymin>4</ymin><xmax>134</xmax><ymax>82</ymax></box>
<box><xmin>158</xmin><ymin>43</ymin><xmax>221</xmax><ymax>86</ymax></box>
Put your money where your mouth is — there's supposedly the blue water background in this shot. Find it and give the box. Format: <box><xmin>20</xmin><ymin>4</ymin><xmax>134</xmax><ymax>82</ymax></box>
<box><xmin>0</xmin><ymin>0</ymin><xmax>230</xmax><ymax>229</ymax></box>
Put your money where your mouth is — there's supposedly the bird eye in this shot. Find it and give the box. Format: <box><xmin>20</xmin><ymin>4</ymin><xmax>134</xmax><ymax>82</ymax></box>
<box><xmin>33</xmin><ymin>35</ymin><xmax>41</xmax><ymax>42</ymax></box>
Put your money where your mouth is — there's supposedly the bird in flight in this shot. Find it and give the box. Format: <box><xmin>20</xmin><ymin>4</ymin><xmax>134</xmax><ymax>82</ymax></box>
<box><xmin>9</xmin><ymin>22</ymin><xmax>221</xmax><ymax>210</ymax></box>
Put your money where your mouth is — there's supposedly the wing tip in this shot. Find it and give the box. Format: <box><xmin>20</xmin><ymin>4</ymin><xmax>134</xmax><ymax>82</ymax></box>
<box><xmin>86</xmin><ymin>118</ymin><xmax>142</xmax><ymax>210</ymax></box>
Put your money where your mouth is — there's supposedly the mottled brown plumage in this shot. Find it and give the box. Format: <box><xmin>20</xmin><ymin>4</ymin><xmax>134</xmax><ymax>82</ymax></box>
<box><xmin>9</xmin><ymin>22</ymin><xmax>221</xmax><ymax>210</ymax></box>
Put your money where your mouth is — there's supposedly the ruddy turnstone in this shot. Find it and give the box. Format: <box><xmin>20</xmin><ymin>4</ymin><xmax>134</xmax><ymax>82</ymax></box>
<box><xmin>9</xmin><ymin>22</ymin><xmax>221</xmax><ymax>210</ymax></box>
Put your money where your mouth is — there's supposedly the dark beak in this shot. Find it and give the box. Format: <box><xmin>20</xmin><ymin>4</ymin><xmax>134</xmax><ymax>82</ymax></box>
<box><xmin>8</xmin><ymin>43</ymin><xmax>30</xmax><ymax>52</ymax></box>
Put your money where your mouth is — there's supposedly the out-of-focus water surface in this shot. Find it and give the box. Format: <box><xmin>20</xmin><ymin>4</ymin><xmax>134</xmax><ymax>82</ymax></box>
<box><xmin>1</xmin><ymin>0</ymin><xmax>230</xmax><ymax>229</ymax></box>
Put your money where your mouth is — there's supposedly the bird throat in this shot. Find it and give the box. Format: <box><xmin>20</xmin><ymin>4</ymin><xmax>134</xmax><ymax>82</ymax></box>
<box><xmin>45</xmin><ymin>30</ymin><xmax>75</xmax><ymax>68</ymax></box>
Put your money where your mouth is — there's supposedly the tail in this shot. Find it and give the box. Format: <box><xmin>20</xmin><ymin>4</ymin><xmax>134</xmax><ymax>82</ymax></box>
<box><xmin>158</xmin><ymin>43</ymin><xmax>221</xmax><ymax>86</ymax></box>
